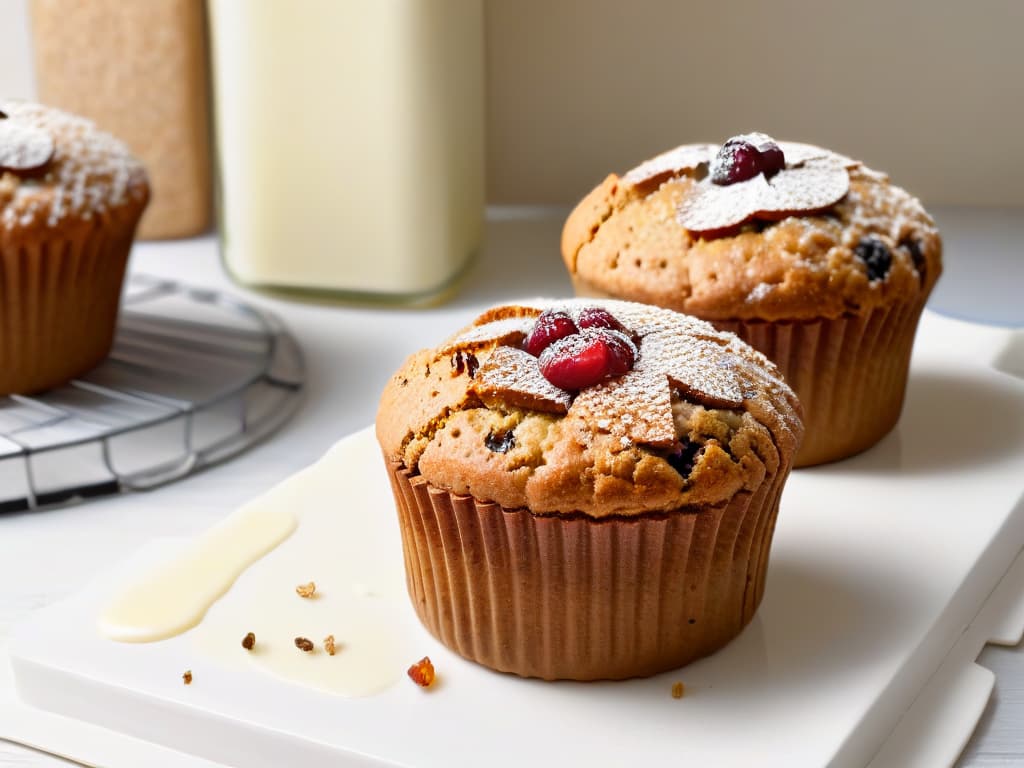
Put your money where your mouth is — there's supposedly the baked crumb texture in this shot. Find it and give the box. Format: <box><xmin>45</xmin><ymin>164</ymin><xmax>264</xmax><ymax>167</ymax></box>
<box><xmin>377</xmin><ymin>299</ymin><xmax>801</xmax><ymax>519</ymax></box>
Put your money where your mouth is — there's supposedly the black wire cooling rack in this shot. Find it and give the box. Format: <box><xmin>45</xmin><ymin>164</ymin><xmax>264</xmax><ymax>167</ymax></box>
<box><xmin>0</xmin><ymin>275</ymin><xmax>305</xmax><ymax>512</ymax></box>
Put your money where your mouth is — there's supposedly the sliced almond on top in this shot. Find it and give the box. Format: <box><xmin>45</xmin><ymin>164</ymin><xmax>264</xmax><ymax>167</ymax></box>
<box><xmin>778</xmin><ymin>141</ymin><xmax>859</xmax><ymax>169</ymax></box>
<box><xmin>472</xmin><ymin>345</ymin><xmax>572</xmax><ymax>414</ymax></box>
<box><xmin>678</xmin><ymin>157</ymin><xmax>849</xmax><ymax>235</ymax></box>
<box><xmin>622</xmin><ymin>143</ymin><xmax>717</xmax><ymax>188</ymax></box>
<box><xmin>0</xmin><ymin>120</ymin><xmax>54</xmax><ymax>173</ymax></box>
<box><xmin>440</xmin><ymin>316</ymin><xmax>535</xmax><ymax>355</ymax></box>
<box><xmin>639</xmin><ymin>332</ymin><xmax>745</xmax><ymax>409</ymax></box>
<box><xmin>570</xmin><ymin>367</ymin><xmax>676</xmax><ymax>447</ymax></box>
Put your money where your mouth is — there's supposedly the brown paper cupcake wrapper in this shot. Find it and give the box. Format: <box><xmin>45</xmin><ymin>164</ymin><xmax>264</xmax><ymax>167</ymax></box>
<box><xmin>386</xmin><ymin>457</ymin><xmax>789</xmax><ymax>681</ymax></box>
<box><xmin>0</xmin><ymin>206</ymin><xmax>143</xmax><ymax>395</ymax></box>
<box><xmin>714</xmin><ymin>296</ymin><xmax>928</xmax><ymax>466</ymax></box>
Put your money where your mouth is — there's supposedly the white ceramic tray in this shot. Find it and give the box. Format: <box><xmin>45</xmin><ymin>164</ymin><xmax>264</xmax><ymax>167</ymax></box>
<box><xmin>3</xmin><ymin>311</ymin><xmax>1024</xmax><ymax>768</ymax></box>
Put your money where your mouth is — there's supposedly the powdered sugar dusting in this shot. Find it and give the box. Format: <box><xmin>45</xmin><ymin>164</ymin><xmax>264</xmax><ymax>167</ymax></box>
<box><xmin>0</xmin><ymin>101</ymin><xmax>148</xmax><ymax>231</ymax></box>
<box><xmin>443</xmin><ymin>316</ymin><xmax>534</xmax><ymax>353</ymax></box>
<box><xmin>443</xmin><ymin>299</ymin><xmax>796</xmax><ymax>448</ymax></box>
<box><xmin>472</xmin><ymin>346</ymin><xmax>572</xmax><ymax>414</ymax></box>
<box><xmin>616</xmin><ymin>138</ymin><xmax>857</xmax><ymax>236</ymax></box>
<box><xmin>569</xmin><ymin>297</ymin><xmax>727</xmax><ymax>340</ymax></box>
<box><xmin>779</xmin><ymin>141</ymin><xmax>858</xmax><ymax>169</ymax></box>
<box><xmin>678</xmin><ymin>156</ymin><xmax>849</xmax><ymax>234</ymax></box>
<box><xmin>0</xmin><ymin>119</ymin><xmax>54</xmax><ymax>173</ymax></box>
<box><xmin>639</xmin><ymin>332</ymin><xmax>745</xmax><ymax>408</ymax></box>
<box><xmin>747</xmin><ymin>282</ymin><xmax>774</xmax><ymax>303</ymax></box>
<box><xmin>571</xmin><ymin>368</ymin><xmax>675</xmax><ymax>447</ymax></box>
<box><xmin>840</xmin><ymin>177</ymin><xmax>936</xmax><ymax>246</ymax></box>
<box><xmin>621</xmin><ymin>143</ymin><xmax>717</xmax><ymax>187</ymax></box>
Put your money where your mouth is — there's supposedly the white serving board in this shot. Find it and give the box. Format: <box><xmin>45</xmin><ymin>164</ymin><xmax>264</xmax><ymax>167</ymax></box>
<box><xmin>4</xmin><ymin>311</ymin><xmax>1024</xmax><ymax>768</ymax></box>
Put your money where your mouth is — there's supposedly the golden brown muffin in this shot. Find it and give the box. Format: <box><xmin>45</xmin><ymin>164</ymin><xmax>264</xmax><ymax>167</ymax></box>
<box><xmin>0</xmin><ymin>100</ymin><xmax>149</xmax><ymax>395</ymax></box>
<box><xmin>377</xmin><ymin>299</ymin><xmax>802</xmax><ymax>680</ymax></box>
<box><xmin>561</xmin><ymin>135</ymin><xmax>941</xmax><ymax>466</ymax></box>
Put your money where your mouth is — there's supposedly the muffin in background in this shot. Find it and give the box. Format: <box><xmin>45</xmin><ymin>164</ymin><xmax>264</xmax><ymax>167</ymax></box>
<box><xmin>377</xmin><ymin>299</ymin><xmax>802</xmax><ymax>681</ymax></box>
<box><xmin>0</xmin><ymin>101</ymin><xmax>149</xmax><ymax>395</ymax></box>
<box><xmin>561</xmin><ymin>134</ymin><xmax>941</xmax><ymax>466</ymax></box>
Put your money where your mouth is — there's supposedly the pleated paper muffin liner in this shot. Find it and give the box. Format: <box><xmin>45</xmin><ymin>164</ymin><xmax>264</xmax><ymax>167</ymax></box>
<box><xmin>714</xmin><ymin>295</ymin><xmax>929</xmax><ymax>467</ymax></box>
<box><xmin>386</xmin><ymin>457</ymin><xmax>790</xmax><ymax>681</ymax></box>
<box><xmin>0</xmin><ymin>206</ymin><xmax>143</xmax><ymax>395</ymax></box>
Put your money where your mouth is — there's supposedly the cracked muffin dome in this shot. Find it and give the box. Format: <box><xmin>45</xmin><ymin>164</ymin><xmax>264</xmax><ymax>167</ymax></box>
<box><xmin>376</xmin><ymin>299</ymin><xmax>801</xmax><ymax>517</ymax></box>
<box><xmin>0</xmin><ymin>100</ymin><xmax>149</xmax><ymax>394</ymax></box>
<box><xmin>376</xmin><ymin>298</ymin><xmax>803</xmax><ymax>681</ymax></box>
<box><xmin>561</xmin><ymin>134</ymin><xmax>941</xmax><ymax>466</ymax></box>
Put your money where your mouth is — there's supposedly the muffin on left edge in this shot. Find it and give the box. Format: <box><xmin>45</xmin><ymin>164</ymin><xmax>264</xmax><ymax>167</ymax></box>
<box><xmin>0</xmin><ymin>100</ymin><xmax>149</xmax><ymax>394</ymax></box>
<box><xmin>377</xmin><ymin>299</ymin><xmax>803</xmax><ymax>681</ymax></box>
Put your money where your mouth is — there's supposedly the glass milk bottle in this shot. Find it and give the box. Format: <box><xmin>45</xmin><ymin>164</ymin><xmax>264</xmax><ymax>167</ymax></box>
<box><xmin>206</xmin><ymin>0</ymin><xmax>485</xmax><ymax>303</ymax></box>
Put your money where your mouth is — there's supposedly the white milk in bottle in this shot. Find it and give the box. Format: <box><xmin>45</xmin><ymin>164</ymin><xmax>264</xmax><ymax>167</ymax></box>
<box><xmin>207</xmin><ymin>0</ymin><xmax>485</xmax><ymax>302</ymax></box>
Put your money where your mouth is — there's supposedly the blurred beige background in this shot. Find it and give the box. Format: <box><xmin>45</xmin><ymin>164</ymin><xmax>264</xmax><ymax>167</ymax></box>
<box><xmin>2</xmin><ymin>0</ymin><xmax>1022</xmax><ymax>207</ymax></box>
<box><xmin>485</xmin><ymin>0</ymin><xmax>1024</xmax><ymax>207</ymax></box>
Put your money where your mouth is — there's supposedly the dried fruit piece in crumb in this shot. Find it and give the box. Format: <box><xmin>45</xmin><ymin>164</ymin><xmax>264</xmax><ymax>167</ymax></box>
<box><xmin>538</xmin><ymin>329</ymin><xmax>636</xmax><ymax>391</ymax></box>
<box><xmin>575</xmin><ymin>306</ymin><xmax>631</xmax><ymax>336</ymax></box>
<box><xmin>324</xmin><ymin>635</ymin><xmax>337</xmax><ymax>656</ymax></box>
<box><xmin>242</xmin><ymin>632</ymin><xmax>256</xmax><ymax>650</ymax></box>
<box><xmin>523</xmin><ymin>309</ymin><xmax>579</xmax><ymax>356</ymax></box>
<box><xmin>671</xmin><ymin>681</ymin><xmax>685</xmax><ymax>699</ymax></box>
<box><xmin>710</xmin><ymin>134</ymin><xmax>785</xmax><ymax>186</ymax></box>
<box><xmin>678</xmin><ymin>154</ymin><xmax>849</xmax><ymax>235</ymax></box>
<box><xmin>407</xmin><ymin>656</ymin><xmax>436</xmax><ymax>688</ymax></box>
<box><xmin>294</xmin><ymin>637</ymin><xmax>314</xmax><ymax>652</ymax></box>
<box><xmin>182</xmin><ymin>670</ymin><xmax>193</xmax><ymax>685</ymax></box>
<box><xmin>295</xmin><ymin>581</ymin><xmax>317</xmax><ymax>598</ymax></box>
<box><xmin>484</xmin><ymin>428</ymin><xmax>515</xmax><ymax>453</ymax></box>
<box><xmin>854</xmin><ymin>236</ymin><xmax>893</xmax><ymax>282</ymax></box>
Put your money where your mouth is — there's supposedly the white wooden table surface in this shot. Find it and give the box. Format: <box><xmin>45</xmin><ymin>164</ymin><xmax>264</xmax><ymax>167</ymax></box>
<box><xmin>0</xmin><ymin>208</ymin><xmax>1021</xmax><ymax>767</ymax></box>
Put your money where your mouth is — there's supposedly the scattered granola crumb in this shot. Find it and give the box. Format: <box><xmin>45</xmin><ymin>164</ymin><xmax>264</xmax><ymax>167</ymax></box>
<box><xmin>324</xmin><ymin>635</ymin><xmax>337</xmax><ymax>656</ymax></box>
<box><xmin>182</xmin><ymin>670</ymin><xmax>192</xmax><ymax>685</ymax></box>
<box><xmin>294</xmin><ymin>637</ymin><xmax>314</xmax><ymax>653</ymax></box>
<box><xmin>671</xmin><ymin>681</ymin><xmax>685</xmax><ymax>699</ymax></box>
<box><xmin>295</xmin><ymin>581</ymin><xmax>317</xmax><ymax>598</ymax></box>
<box><xmin>407</xmin><ymin>656</ymin><xmax>436</xmax><ymax>688</ymax></box>
<box><xmin>242</xmin><ymin>632</ymin><xmax>256</xmax><ymax>650</ymax></box>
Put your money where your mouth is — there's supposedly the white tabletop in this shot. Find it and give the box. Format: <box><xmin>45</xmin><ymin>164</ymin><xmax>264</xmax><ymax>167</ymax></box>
<box><xmin>0</xmin><ymin>207</ymin><xmax>1021</xmax><ymax>767</ymax></box>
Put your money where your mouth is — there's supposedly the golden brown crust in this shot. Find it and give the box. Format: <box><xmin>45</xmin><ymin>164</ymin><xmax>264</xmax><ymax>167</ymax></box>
<box><xmin>560</xmin><ymin>173</ymin><xmax>622</xmax><ymax>274</ymax></box>
<box><xmin>376</xmin><ymin>299</ymin><xmax>802</xmax><ymax>518</ymax></box>
<box><xmin>563</xmin><ymin>148</ymin><xmax>942</xmax><ymax>322</ymax></box>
